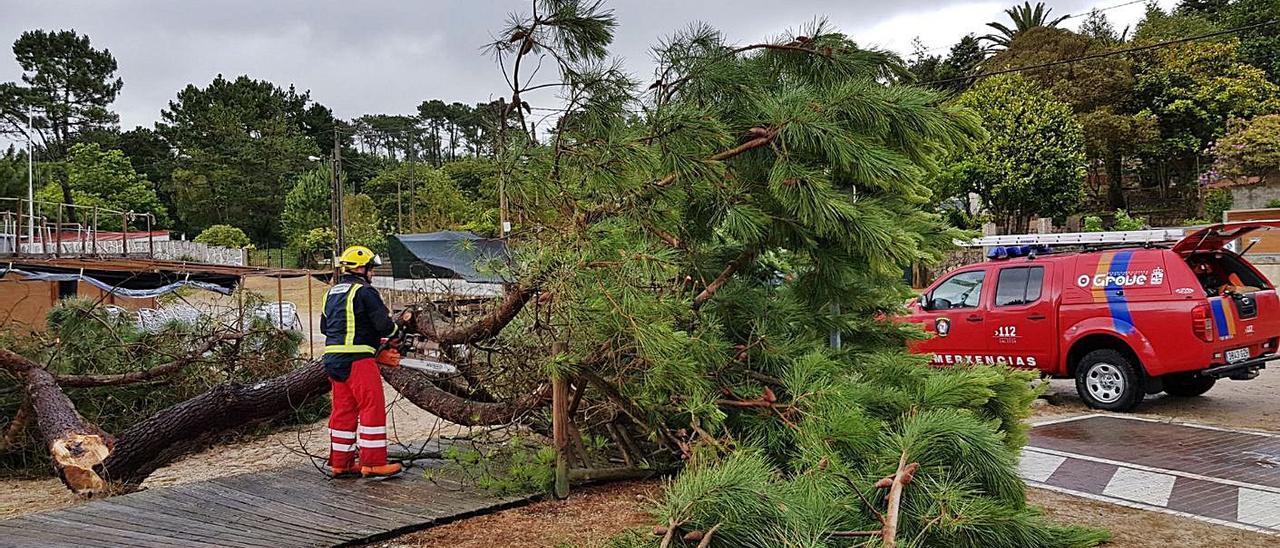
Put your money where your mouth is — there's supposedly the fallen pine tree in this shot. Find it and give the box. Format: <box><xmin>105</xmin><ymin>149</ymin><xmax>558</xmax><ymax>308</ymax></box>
<box><xmin>0</xmin><ymin>2</ymin><xmax>1109</xmax><ymax>545</ymax></box>
<box><xmin>0</xmin><ymin>294</ymin><xmax>543</xmax><ymax>494</ymax></box>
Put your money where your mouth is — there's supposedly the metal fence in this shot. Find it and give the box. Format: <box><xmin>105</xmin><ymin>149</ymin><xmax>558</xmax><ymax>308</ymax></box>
<box><xmin>0</xmin><ymin>197</ymin><xmax>245</xmax><ymax>266</ymax></box>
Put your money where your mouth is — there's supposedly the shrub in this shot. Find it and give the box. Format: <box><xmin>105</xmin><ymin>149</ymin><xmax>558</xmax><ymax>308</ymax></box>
<box><xmin>195</xmin><ymin>224</ymin><xmax>253</xmax><ymax>249</ymax></box>
<box><xmin>1082</xmin><ymin>215</ymin><xmax>1104</xmax><ymax>232</ymax></box>
<box><xmin>1203</xmin><ymin>188</ymin><xmax>1233</xmax><ymax>222</ymax></box>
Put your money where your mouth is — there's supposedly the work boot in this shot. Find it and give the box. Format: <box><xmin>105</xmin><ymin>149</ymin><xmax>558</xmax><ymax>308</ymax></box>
<box><xmin>360</xmin><ymin>463</ymin><xmax>403</xmax><ymax>478</ymax></box>
<box><xmin>330</xmin><ymin>462</ymin><xmax>360</xmax><ymax>479</ymax></box>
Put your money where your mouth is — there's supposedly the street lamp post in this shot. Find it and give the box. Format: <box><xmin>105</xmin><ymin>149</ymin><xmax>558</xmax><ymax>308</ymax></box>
<box><xmin>26</xmin><ymin>110</ymin><xmax>34</xmax><ymax>247</ymax></box>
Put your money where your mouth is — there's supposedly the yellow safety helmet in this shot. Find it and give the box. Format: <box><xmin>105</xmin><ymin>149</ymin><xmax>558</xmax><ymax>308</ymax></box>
<box><xmin>338</xmin><ymin>246</ymin><xmax>382</xmax><ymax>269</ymax></box>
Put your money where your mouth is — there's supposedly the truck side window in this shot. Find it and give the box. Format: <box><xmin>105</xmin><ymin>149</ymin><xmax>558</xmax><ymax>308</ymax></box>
<box><xmin>995</xmin><ymin>266</ymin><xmax>1044</xmax><ymax>306</ymax></box>
<box><xmin>930</xmin><ymin>270</ymin><xmax>986</xmax><ymax>309</ymax></box>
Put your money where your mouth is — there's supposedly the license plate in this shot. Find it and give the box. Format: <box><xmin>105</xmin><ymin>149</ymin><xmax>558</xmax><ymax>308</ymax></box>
<box><xmin>1226</xmin><ymin>347</ymin><xmax>1251</xmax><ymax>364</ymax></box>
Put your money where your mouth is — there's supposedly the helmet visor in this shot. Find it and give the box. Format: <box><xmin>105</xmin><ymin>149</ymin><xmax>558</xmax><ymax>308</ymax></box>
<box><xmin>370</xmin><ymin>254</ymin><xmax>383</xmax><ymax>267</ymax></box>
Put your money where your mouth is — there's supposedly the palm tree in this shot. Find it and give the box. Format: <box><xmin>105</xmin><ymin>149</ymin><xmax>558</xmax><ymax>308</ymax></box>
<box><xmin>981</xmin><ymin>2</ymin><xmax>1070</xmax><ymax>49</ymax></box>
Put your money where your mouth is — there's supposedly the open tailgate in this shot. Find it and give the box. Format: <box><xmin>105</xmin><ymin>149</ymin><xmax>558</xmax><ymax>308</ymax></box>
<box><xmin>1172</xmin><ymin>220</ymin><xmax>1280</xmax><ymax>254</ymax></box>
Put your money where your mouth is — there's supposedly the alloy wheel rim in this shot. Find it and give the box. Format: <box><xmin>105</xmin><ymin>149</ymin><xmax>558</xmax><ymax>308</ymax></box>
<box><xmin>1086</xmin><ymin>363</ymin><xmax>1124</xmax><ymax>404</ymax></box>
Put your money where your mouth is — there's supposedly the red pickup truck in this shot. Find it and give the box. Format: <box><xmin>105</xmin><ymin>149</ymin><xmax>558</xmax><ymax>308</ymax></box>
<box><xmin>904</xmin><ymin>221</ymin><xmax>1280</xmax><ymax>411</ymax></box>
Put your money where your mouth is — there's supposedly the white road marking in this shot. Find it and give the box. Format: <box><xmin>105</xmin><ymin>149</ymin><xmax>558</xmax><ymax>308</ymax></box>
<box><xmin>1028</xmin><ymin>482</ymin><xmax>1279</xmax><ymax>536</ymax></box>
<box><xmin>1103</xmin><ymin>467</ymin><xmax>1177</xmax><ymax>507</ymax></box>
<box><xmin>1024</xmin><ymin>447</ymin><xmax>1280</xmax><ymax>496</ymax></box>
<box><xmin>1238</xmin><ymin>488</ymin><xmax>1280</xmax><ymax>529</ymax></box>
<box><xmin>1018</xmin><ymin>451</ymin><xmax>1066</xmax><ymax>483</ymax></box>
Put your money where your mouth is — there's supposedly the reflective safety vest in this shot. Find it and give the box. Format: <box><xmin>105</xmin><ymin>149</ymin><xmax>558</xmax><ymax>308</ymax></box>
<box><xmin>321</xmin><ymin>274</ymin><xmax>397</xmax><ymax>358</ymax></box>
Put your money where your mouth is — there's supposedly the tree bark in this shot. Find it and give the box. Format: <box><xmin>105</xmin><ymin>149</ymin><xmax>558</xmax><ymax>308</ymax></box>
<box><xmin>380</xmin><ymin>366</ymin><xmax>549</xmax><ymax>426</ymax></box>
<box><xmin>415</xmin><ymin>284</ymin><xmax>537</xmax><ymax>345</ymax></box>
<box><xmin>99</xmin><ymin>361</ymin><xmax>329</xmax><ymax>486</ymax></box>
<box><xmin>692</xmin><ymin>248</ymin><xmax>757</xmax><ymax>310</ymax></box>
<box><xmin>0</xmin><ymin>349</ymin><xmax>114</xmax><ymax>495</ymax></box>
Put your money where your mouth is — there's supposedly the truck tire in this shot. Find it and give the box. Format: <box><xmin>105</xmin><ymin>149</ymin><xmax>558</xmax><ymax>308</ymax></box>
<box><xmin>1163</xmin><ymin>373</ymin><xmax>1216</xmax><ymax>397</ymax></box>
<box><xmin>1074</xmin><ymin>349</ymin><xmax>1143</xmax><ymax>411</ymax></box>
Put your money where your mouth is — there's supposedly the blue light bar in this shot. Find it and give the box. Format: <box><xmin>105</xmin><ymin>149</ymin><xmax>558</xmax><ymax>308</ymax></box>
<box><xmin>987</xmin><ymin>245</ymin><xmax>1052</xmax><ymax>260</ymax></box>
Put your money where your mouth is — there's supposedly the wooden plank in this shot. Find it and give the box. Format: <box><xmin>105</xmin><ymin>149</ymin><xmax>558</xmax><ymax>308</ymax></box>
<box><xmin>0</xmin><ymin>521</ymin><xmax>90</xmax><ymax>548</ymax></box>
<box><xmin>56</xmin><ymin>502</ymin><xmax>262</xmax><ymax>548</ymax></box>
<box><xmin>217</xmin><ymin>472</ymin><xmax>413</xmax><ymax>530</ymax></box>
<box><xmin>19</xmin><ymin>512</ymin><xmax>215</xmax><ymax>548</ymax></box>
<box><xmin>180</xmin><ymin>482</ymin><xmax>358</xmax><ymax>543</ymax></box>
<box><xmin>105</xmin><ymin>494</ymin><xmax>294</xmax><ymax>547</ymax></box>
<box><xmin>273</xmin><ymin>467</ymin><xmax>443</xmax><ymax>520</ymax></box>
<box><xmin>142</xmin><ymin>487</ymin><xmax>336</xmax><ymax>546</ymax></box>
<box><xmin>181</xmin><ymin>482</ymin><xmax>357</xmax><ymax>543</ymax></box>
<box><xmin>211</xmin><ymin>474</ymin><xmax>400</xmax><ymax>532</ymax></box>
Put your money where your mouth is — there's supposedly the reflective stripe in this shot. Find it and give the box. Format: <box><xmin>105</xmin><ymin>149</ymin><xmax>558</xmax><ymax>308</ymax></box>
<box><xmin>344</xmin><ymin>283</ymin><xmax>361</xmax><ymax>347</ymax></box>
<box><xmin>325</xmin><ymin>344</ymin><xmax>377</xmax><ymax>354</ymax></box>
<box><xmin>331</xmin><ymin>443</ymin><xmax>356</xmax><ymax>452</ymax></box>
<box><xmin>357</xmin><ymin>439</ymin><xmax>388</xmax><ymax>448</ymax></box>
<box><xmin>357</xmin><ymin>425</ymin><xmax>386</xmax><ymax>435</ymax></box>
<box><xmin>329</xmin><ymin>428</ymin><xmax>356</xmax><ymax>438</ymax></box>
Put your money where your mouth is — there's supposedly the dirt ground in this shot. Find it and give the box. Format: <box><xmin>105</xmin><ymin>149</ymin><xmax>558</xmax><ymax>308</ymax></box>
<box><xmin>377</xmin><ymin>481</ymin><xmax>659</xmax><ymax>548</ymax></box>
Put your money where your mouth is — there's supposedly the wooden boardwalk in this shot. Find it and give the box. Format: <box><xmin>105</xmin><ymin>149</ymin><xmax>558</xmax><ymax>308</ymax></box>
<box><xmin>0</xmin><ymin>444</ymin><xmax>537</xmax><ymax>547</ymax></box>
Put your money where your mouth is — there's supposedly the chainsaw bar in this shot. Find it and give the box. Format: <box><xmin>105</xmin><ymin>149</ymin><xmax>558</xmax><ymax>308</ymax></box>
<box><xmin>399</xmin><ymin>357</ymin><xmax>459</xmax><ymax>375</ymax></box>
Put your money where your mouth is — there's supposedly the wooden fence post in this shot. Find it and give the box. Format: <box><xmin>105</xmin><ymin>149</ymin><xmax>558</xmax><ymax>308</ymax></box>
<box><xmin>552</xmin><ymin>341</ymin><xmax>570</xmax><ymax>499</ymax></box>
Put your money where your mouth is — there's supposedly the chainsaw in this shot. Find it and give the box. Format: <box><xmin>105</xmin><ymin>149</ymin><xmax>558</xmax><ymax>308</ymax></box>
<box><xmin>376</xmin><ymin>332</ymin><xmax>459</xmax><ymax>375</ymax></box>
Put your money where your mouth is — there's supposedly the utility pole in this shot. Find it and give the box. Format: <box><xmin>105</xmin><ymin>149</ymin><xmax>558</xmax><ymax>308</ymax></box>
<box><xmin>26</xmin><ymin>110</ymin><xmax>34</xmax><ymax>247</ymax></box>
<box><xmin>331</xmin><ymin>127</ymin><xmax>346</xmax><ymax>253</ymax></box>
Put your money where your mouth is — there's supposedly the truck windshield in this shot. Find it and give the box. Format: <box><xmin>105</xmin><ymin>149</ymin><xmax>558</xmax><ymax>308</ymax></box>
<box><xmin>931</xmin><ymin>271</ymin><xmax>985</xmax><ymax>309</ymax></box>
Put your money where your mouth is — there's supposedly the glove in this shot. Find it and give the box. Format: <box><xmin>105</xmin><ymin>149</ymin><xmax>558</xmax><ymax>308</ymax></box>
<box><xmin>376</xmin><ymin>347</ymin><xmax>402</xmax><ymax>368</ymax></box>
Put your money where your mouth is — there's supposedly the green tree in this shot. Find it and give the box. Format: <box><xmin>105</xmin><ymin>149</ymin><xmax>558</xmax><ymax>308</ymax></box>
<box><xmin>1211</xmin><ymin>114</ymin><xmax>1280</xmax><ymax>177</ymax></box>
<box><xmin>362</xmin><ymin>162</ymin><xmax>472</xmax><ymax>232</ymax></box>
<box><xmin>1131</xmin><ymin>36</ymin><xmax>1280</xmax><ymax>184</ymax></box>
<box><xmin>35</xmin><ymin>142</ymin><xmax>166</xmax><ymax>229</ymax></box>
<box><xmin>193</xmin><ymin>224</ymin><xmax>251</xmax><ymax>248</ymax></box>
<box><xmin>989</xmin><ymin>27</ymin><xmax>1158</xmax><ymax>209</ymax></box>
<box><xmin>341</xmin><ymin>193</ymin><xmax>384</xmax><ymax>253</ymax></box>
<box><xmin>1078</xmin><ymin>9</ymin><xmax>1123</xmax><ymax>45</ymax></box>
<box><xmin>981</xmin><ymin>1</ymin><xmax>1070</xmax><ymax>50</ymax></box>
<box><xmin>907</xmin><ymin>34</ymin><xmax>986</xmax><ymax>93</ymax></box>
<box><xmin>944</xmin><ymin>74</ymin><xmax>1086</xmax><ymax>232</ymax></box>
<box><xmin>0</xmin><ymin>146</ymin><xmax>27</xmax><ymax>199</ymax></box>
<box><xmin>0</xmin><ymin>29</ymin><xmax>123</xmax><ymax>214</ymax></box>
<box><xmin>280</xmin><ymin>165</ymin><xmax>333</xmax><ymax>244</ymax></box>
<box><xmin>157</xmin><ymin>75</ymin><xmax>319</xmax><ymax>244</ymax></box>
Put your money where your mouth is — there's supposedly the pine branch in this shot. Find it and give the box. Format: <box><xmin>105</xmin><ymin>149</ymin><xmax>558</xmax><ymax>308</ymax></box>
<box><xmin>693</xmin><ymin>247</ymin><xmax>758</xmax><ymax>310</ymax></box>
<box><xmin>579</xmin><ymin>126</ymin><xmax>780</xmax><ymax>226</ymax></box>
<box><xmin>54</xmin><ymin>333</ymin><xmax>241</xmax><ymax>388</ymax></box>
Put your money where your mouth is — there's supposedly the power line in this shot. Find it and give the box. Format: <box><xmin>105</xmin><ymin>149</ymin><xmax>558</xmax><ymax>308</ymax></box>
<box><xmin>923</xmin><ymin>18</ymin><xmax>1280</xmax><ymax>86</ymax></box>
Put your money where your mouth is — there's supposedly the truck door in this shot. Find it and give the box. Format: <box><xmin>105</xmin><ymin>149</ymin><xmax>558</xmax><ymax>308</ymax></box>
<box><xmin>910</xmin><ymin>268</ymin><xmax>989</xmax><ymax>364</ymax></box>
<box><xmin>984</xmin><ymin>264</ymin><xmax>1053</xmax><ymax>370</ymax></box>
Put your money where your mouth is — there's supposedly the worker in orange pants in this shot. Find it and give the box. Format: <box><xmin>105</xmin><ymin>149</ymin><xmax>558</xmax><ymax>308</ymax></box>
<box><xmin>321</xmin><ymin>246</ymin><xmax>401</xmax><ymax>478</ymax></box>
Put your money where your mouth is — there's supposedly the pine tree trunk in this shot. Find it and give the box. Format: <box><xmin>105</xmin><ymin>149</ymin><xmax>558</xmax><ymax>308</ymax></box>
<box><xmin>0</xmin><ymin>350</ymin><xmax>113</xmax><ymax>495</ymax></box>
<box><xmin>100</xmin><ymin>362</ymin><xmax>329</xmax><ymax>486</ymax></box>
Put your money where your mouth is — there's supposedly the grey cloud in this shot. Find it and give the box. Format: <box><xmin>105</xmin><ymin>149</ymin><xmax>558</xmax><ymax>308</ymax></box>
<box><xmin>0</xmin><ymin>0</ymin><xmax>1156</xmax><ymax>130</ymax></box>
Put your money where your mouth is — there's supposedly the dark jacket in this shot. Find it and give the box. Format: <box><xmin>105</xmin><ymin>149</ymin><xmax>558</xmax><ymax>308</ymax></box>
<box><xmin>321</xmin><ymin>273</ymin><xmax>398</xmax><ymax>380</ymax></box>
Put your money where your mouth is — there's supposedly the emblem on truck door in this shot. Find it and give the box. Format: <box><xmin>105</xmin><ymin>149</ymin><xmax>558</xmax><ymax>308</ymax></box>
<box><xmin>935</xmin><ymin>317</ymin><xmax>951</xmax><ymax>337</ymax></box>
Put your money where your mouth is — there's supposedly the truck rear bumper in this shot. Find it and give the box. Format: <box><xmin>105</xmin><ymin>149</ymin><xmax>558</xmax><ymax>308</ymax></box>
<box><xmin>1201</xmin><ymin>354</ymin><xmax>1274</xmax><ymax>379</ymax></box>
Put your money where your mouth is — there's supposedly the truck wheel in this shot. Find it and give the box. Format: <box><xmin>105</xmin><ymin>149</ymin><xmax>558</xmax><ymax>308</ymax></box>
<box><xmin>1074</xmin><ymin>349</ymin><xmax>1143</xmax><ymax>411</ymax></box>
<box><xmin>1163</xmin><ymin>374</ymin><xmax>1216</xmax><ymax>397</ymax></box>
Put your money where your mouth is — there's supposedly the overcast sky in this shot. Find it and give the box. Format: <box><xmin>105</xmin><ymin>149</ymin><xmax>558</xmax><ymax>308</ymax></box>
<box><xmin>0</xmin><ymin>0</ymin><xmax>1176</xmax><ymax>131</ymax></box>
